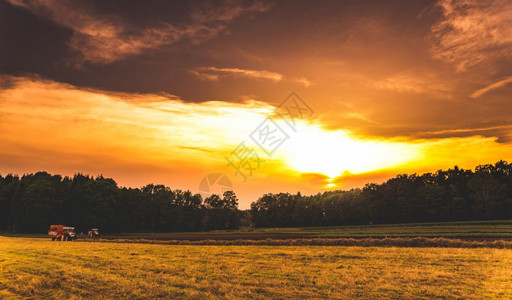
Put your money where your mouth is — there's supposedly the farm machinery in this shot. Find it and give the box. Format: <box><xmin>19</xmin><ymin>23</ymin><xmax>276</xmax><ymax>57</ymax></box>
<box><xmin>48</xmin><ymin>225</ymin><xmax>76</xmax><ymax>241</ymax></box>
<box><xmin>88</xmin><ymin>228</ymin><xmax>100</xmax><ymax>238</ymax></box>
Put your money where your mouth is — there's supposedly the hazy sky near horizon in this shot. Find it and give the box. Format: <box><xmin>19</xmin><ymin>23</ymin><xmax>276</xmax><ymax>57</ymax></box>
<box><xmin>1</xmin><ymin>0</ymin><xmax>512</xmax><ymax>208</ymax></box>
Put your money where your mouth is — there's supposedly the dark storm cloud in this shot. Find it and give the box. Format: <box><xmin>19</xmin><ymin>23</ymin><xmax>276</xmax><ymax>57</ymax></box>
<box><xmin>1</xmin><ymin>0</ymin><xmax>512</xmax><ymax>144</ymax></box>
<box><xmin>0</xmin><ymin>0</ymin><xmax>274</xmax><ymax>99</ymax></box>
<box><xmin>4</xmin><ymin>0</ymin><xmax>269</xmax><ymax>65</ymax></box>
<box><xmin>0</xmin><ymin>0</ymin><xmax>72</xmax><ymax>72</ymax></box>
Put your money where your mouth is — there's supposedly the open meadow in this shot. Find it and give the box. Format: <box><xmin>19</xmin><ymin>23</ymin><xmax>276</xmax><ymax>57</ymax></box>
<box><xmin>1</xmin><ymin>236</ymin><xmax>512</xmax><ymax>299</ymax></box>
<box><xmin>93</xmin><ymin>220</ymin><xmax>512</xmax><ymax>243</ymax></box>
<box><xmin>191</xmin><ymin>220</ymin><xmax>512</xmax><ymax>239</ymax></box>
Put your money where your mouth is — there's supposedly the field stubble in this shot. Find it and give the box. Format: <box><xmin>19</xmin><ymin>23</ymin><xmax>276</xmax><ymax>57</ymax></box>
<box><xmin>0</xmin><ymin>237</ymin><xmax>511</xmax><ymax>299</ymax></box>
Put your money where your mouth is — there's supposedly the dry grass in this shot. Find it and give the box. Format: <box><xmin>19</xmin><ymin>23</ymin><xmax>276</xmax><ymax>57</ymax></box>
<box><xmin>1</xmin><ymin>237</ymin><xmax>512</xmax><ymax>299</ymax></box>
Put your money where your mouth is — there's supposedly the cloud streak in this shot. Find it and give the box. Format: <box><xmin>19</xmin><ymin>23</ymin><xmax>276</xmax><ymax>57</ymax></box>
<box><xmin>6</xmin><ymin>0</ymin><xmax>268</xmax><ymax>65</ymax></box>
<box><xmin>430</xmin><ymin>0</ymin><xmax>512</xmax><ymax>71</ymax></box>
<box><xmin>370</xmin><ymin>71</ymin><xmax>450</xmax><ymax>98</ymax></box>
<box><xmin>193</xmin><ymin>67</ymin><xmax>312</xmax><ymax>87</ymax></box>
<box><xmin>471</xmin><ymin>76</ymin><xmax>512</xmax><ymax>98</ymax></box>
<box><xmin>195</xmin><ymin>67</ymin><xmax>283</xmax><ymax>82</ymax></box>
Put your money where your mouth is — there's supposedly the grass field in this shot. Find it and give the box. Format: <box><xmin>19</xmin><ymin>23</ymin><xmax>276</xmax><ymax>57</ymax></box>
<box><xmin>4</xmin><ymin>220</ymin><xmax>512</xmax><ymax>240</ymax></box>
<box><xmin>218</xmin><ymin>220</ymin><xmax>512</xmax><ymax>238</ymax></box>
<box><xmin>1</xmin><ymin>237</ymin><xmax>512</xmax><ymax>299</ymax></box>
<box><xmin>105</xmin><ymin>220</ymin><xmax>512</xmax><ymax>239</ymax></box>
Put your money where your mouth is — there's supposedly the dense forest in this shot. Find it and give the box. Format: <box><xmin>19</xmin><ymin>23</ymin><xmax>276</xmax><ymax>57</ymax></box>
<box><xmin>0</xmin><ymin>173</ymin><xmax>241</xmax><ymax>233</ymax></box>
<box><xmin>1</xmin><ymin>161</ymin><xmax>512</xmax><ymax>233</ymax></box>
<box><xmin>252</xmin><ymin>161</ymin><xmax>512</xmax><ymax>227</ymax></box>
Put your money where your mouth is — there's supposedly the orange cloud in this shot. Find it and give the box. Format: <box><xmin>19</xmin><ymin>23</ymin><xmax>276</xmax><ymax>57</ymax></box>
<box><xmin>195</xmin><ymin>67</ymin><xmax>283</xmax><ymax>82</ymax></box>
<box><xmin>6</xmin><ymin>0</ymin><xmax>269</xmax><ymax>65</ymax></box>
<box><xmin>471</xmin><ymin>76</ymin><xmax>512</xmax><ymax>98</ymax></box>
<box><xmin>193</xmin><ymin>67</ymin><xmax>312</xmax><ymax>87</ymax></box>
<box><xmin>369</xmin><ymin>71</ymin><xmax>451</xmax><ymax>98</ymax></box>
<box><xmin>430</xmin><ymin>0</ymin><xmax>512</xmax><ymax>71</ymax></box>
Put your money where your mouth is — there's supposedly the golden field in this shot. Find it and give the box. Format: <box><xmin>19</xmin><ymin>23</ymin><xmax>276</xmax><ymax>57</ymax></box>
<box><xmin>0</xmin><ymin>237</ymin><xmax>511</xmax><ymax>299</ymax></box>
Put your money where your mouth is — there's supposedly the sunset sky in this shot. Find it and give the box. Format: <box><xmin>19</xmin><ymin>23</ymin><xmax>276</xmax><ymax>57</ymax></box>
<box><xmin>1</xmin><ymin>0</ymin><xmax>512</xmax><ymax>208</ymax></box>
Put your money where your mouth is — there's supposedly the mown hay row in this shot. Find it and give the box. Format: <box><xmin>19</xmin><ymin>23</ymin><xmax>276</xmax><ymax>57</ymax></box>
<box><xmin>81</xmin><ymin>237</ymin><xmax>512</xmax><ymax>248</ymax></box>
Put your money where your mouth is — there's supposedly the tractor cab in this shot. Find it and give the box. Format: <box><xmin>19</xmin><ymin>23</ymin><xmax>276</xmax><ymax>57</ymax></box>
<box><xmin>88</xmin><ymin>228</ymin><xmax>100</xmax><ymax>238</ymax></box>
<box><xmin>63</xmin><ymin>227</ymin><xmax>76</xmax><ymax>240</ymax></box>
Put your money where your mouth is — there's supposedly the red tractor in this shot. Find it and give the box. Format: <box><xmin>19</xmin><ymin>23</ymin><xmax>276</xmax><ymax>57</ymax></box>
<box><xmin>48</xmin><ymin>225</ymin><xmax>77</xmax><ymax>241</ymax></box>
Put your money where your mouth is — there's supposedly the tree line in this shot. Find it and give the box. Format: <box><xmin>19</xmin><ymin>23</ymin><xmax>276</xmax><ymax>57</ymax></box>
<box><xmin>1</xmin><ymin>161</ymin><xmax>511</xmax><ymax>233</ymax></box>
<box><xmin>251</xmin><ymin>161</ymin><xmax>512</xmax><ymax>227</ymax></box>
<box><xmin>0</xmin><ymin>173</ymin><xmax>241</xmax><ymax>233</ymax></box>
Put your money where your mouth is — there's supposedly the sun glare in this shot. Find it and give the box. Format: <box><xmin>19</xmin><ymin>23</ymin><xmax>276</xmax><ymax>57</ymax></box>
<box><xmin>278</xmin><ymin>122</ymin><xmax>420</xmax><ymax>179</ymax></box>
